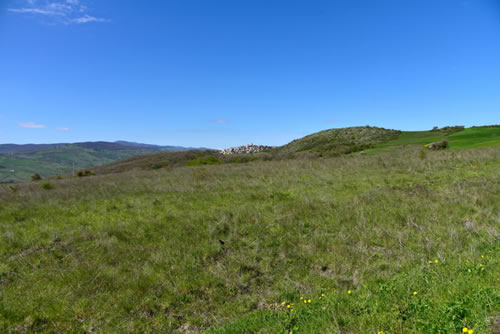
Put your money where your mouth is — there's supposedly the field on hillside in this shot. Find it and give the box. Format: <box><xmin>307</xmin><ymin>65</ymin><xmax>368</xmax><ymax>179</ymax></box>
<box><xmin>367</xmin><ymin>127</ymin><xmax>500</xmax><ymax>154</ymax></box>
<box><xmin>0</xmin><ymin>146</ymin><xmax>157</xmax><ymax>184</ymax></box>
<box><xmin>1</xmin><ymin>147</ymin><xmax>499</xmax><ymax>333</ymax></box>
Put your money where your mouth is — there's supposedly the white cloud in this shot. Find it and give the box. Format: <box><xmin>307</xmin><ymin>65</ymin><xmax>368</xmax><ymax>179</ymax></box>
<box><xmin>56</xmin><ymin>127</ymin><xmax>70</xmax><ymax>131</ymax></box>
<box><xmin>71</xmin><ymin>15</ymin><xmax>108</xmax><ymax>24</ymax></box>
<box><xmin>8</xmin><ymin>0</ymin><xmax>109</xmax><ymax>24</ymax></box>
<box><xmin>19</xmin><ymin>122</ymin><xmax>46</xmax><ymax>129</ymax></box>
<box><xmin>8</xmin><ymin>8</ymin><xmax>64</xmax><ymax>16</ymax></box>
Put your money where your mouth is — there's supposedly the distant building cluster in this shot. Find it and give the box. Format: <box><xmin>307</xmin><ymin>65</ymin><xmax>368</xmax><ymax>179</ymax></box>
<box><xmin>219</xmin><ymin>144</ymin><xmax>274</xmax><ymax>155</ymax></box>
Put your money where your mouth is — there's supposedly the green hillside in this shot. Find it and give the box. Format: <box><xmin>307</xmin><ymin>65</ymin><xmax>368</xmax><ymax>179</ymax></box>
<box><xmin>448</xmin><ymin>127</ymin><xmax>500</xmax><ymax>148</ymax></box>
<box><xmin>1</xmin><ymin>146</ymin><xmax>499</xmax><ymax>333</ymax></box>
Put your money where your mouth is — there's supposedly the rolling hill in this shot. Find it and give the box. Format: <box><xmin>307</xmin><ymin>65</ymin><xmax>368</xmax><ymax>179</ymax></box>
<box><xmin>275</xmin><ymin>126</ymin><xmax>400</xmax><ymax>154</ymax></box>
<box><xmin>79</xmin><ymin>125</ymin><xmax>500</xmax><ymax>176</ymax></box>
<box><xmin>0</xmin><ymin>141</ymin><xmax>200</xmax><ymax>183</ymax></box>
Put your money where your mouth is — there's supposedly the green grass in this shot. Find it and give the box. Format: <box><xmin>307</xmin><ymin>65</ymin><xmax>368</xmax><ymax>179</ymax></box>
<box><xmin>1</xmin><ymin>146</ymin><xmax>499</xmax><ymax>333</ymax></box>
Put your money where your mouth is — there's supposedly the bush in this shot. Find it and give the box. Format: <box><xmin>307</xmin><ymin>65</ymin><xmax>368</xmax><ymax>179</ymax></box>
<box><xmin>41</xmin><ymin>182</ymin><xmax>54</xmax><ymax>190</ymax></box>
<box><xmin>31</xmin><ymin>173</ymin><xmax>42</xmax><ymax>182</ymax></box>
<box><xmin>440</xmin><ymin>126</ymin><xmax>465</xmax><ymax>135</ymax></box>
<box><xmin>427</xmin><ymin>140</ymin><xmax>449</xmax><ymax>150</ymax></box>
<box><xmin>77</xmin><ymin>170</ymin><xmax>95</xmax><ymax>177</ymax></box>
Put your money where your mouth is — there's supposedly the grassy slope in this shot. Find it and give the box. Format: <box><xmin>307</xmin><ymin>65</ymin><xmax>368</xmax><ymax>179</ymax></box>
<box><xmin>448</xmin><ymin>127</ymin><xmax>500</xmax><ymax>148</ymax></box>
<box><xmin>0</xmin><ymin>147</ymin><xmax>499</xmax><ymax>333</ymax></box>
<box><xmin>92</xmin><ymin>150</ymin><xmax>220</xmax><ymax>175</ymax></box>
<box><xmin>367</xmin><ymin>127</ymin><xmax>500</xmax><ymax>153</ymax></box>
<box><xmin>0</xmin><ymin>146</ymin><xmax>157</xmax><ymax>183</ymax></box>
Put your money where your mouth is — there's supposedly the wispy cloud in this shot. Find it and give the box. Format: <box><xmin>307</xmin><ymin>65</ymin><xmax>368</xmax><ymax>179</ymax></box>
<box><xmin>8</xmin><ymin>7</ymin><xmax>65</xmax><ymax>16</ymax></box>
<box><xmin>8</xmin><ymin>0</ymin><xmax>109</xmax><ymax>24</ymax></box>
<box><xmin>56</xmin><ymin>127</ymin><xmax>70</xmax><ymax>131</ymax></box>
<box><xmin>210</xmin><ymin>120</ymin><xmax>229</xmax><ymax>124</ymax></box>
<box><xmin>19</xmin><ymin>122</ymin><xmax>46</xmax><ymax>129</ymax></box>
<box><xmin>71</xmin><ymin>14</ymin><xmax>108</xmax><ymax>24</ymax></box>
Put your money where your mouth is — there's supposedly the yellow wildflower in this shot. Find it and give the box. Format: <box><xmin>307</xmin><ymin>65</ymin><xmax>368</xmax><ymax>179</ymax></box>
<box><xmin>287</xmin><ymin>305</ymin><xmax>291</xmax><ymax>309</ymax></box>
<box><xmin>281</xmin><ymin>302</ymin><xmax>286</xmax><ymax>305</ymax></box>
<box><xmin>429</xmin><ymin>260</ymin><xmax>433</xmax><ymax>264</ymax></box>
<box><xmin>308</xmin><ymin>299</ymin><xmax>312</xmax><ymax>303</ymax></box>
<box><xmin>348</xmin><ymin>290</ymin><xmax>352</xmax><ymax>294</ymax></box>
<box><xmin>413</xmin><ymin>291</ymin><xmax>418</xmax><ymax>295</ymax></box>
<box><xmin>468</xmin><ymin>330</ymin><xmax>474</xmax><ymax>334</ymax></box>
<box><xmin>434</xmin><ymin>259</ymin><xmax>439</xmax><ymax>263</ymax></box>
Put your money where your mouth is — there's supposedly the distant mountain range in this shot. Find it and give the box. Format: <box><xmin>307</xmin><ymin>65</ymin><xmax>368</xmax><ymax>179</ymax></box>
<box><xmin>0</xmin><ymin>141</ymin><xmax>200</xmax><ymax>154</ymax></box>
<box><xmin>0</xmin><ymin>141</ymin><xmax>209</xmax><ymax>183</ymax></box>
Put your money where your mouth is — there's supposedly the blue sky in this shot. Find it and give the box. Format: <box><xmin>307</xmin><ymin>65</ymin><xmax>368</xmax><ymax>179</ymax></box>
<box><xmin>1</xmin><ymin>0</ymin><xmax>499</xmax><ymax>148</ymax></box>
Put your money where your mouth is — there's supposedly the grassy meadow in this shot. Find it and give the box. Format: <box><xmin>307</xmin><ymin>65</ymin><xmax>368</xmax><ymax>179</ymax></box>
<box><xmin>0</xmin><ymin>145</ymin><xmax>499</xmax><ymax>333</ymax></box>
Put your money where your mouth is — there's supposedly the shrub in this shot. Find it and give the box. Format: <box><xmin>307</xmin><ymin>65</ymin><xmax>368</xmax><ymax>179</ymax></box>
<box><xmin>440</xmin><ymin>126</ymin><xmax>465</xmax><ymax>135</ymax></box>
<box><xmin>8</xmin><ymin>185</ymin><xmax>19</xmax><ymax>193</ymax></box>
<box><xmin>77</xmin><ymin>170</ymin><xmax>95</xmax><ymax>177</ymax></box>
<box><xmin>41</xmin><ymin>182</ymin><xmax>54</xmax><ymax>190</ymax></box>
<box><xmin>419</xmin><ymin>150</ymin><xmax>427</xmax><ymax>159</ymax></box>
<box><xmin>31</xmin><ymin>173</ymin><xmax>42</xmax><ymax>182</ymax></box>
<box><xmin>427</xmin><ymin>140</ymin><xmax>449</xmax><ymax>150</ymax></box>
<box><xmin>150</xmin><ymin>163</ymin><xmax>165</xmax><ymax>170</ymax></box>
